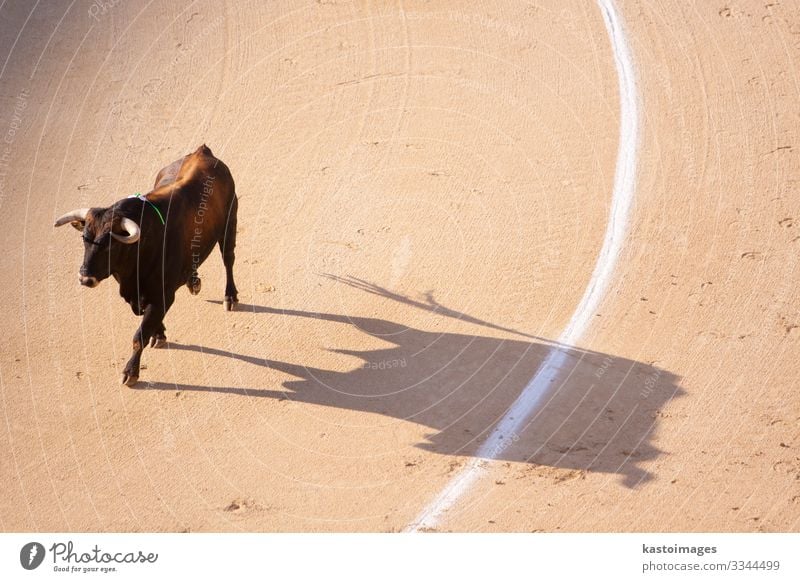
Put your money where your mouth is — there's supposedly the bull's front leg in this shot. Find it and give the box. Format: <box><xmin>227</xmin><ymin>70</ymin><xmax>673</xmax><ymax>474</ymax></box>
<box><xmin>149</xmin><ymin>320</ymin><xmax>167</xmax><ymax>349</ymax></box>
<box><xmin>122</xmin><ymin>302</ymin><xmax>164</xmax><ymax>386</ymax></box>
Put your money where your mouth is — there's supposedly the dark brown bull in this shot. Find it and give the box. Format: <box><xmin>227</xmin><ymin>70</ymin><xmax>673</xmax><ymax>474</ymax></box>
<box><xmin>54</xmin><ymin>145</ymin><xmax>239</xmax><ymax>386</ymax></box>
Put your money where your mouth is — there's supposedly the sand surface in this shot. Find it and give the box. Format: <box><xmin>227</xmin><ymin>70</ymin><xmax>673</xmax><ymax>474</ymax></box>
<box><xmin>0</xmin><ymin>0</ymin><xmax>797</xmax><ymax>532</ymax></box>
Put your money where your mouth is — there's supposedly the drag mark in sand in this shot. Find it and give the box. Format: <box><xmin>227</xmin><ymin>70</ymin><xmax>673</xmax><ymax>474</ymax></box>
<box><xmin>406</xmin><ymin>0</ymin><xmax>640</xmax><ymax>531</ymax></box>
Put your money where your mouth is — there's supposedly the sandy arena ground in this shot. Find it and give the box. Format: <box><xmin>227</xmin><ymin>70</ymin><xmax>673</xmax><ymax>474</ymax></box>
<box><xmin>0</xmin><ymin>0</ymin><xmax>798</xmax><ymax>532</ymax></box>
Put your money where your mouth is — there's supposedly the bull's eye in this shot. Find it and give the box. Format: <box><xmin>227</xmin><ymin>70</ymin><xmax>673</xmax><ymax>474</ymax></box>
<box><xmin>83</xmin><ymin>232</ymin><xmax>109</xmax><ymax>247</ymax></box>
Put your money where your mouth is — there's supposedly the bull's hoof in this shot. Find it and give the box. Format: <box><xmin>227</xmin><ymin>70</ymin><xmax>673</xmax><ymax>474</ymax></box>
<box><xmin>188</xmin><ymin>278</ymin><xmax>202</xmax><ymax>295</ymax></box>
<box><xmin>223</xmin><ymin>297</ymin><xmax>238</xmax><ymax>311</ymax></box>
<box><xmin>121</xmin><ymin>373</ymin><xmax>139</xmax><ymax>387</ymax></box>
<box><xmin>149</xmin><ymin>336</ymin><xmax>167</xmax><ymax>349</ymax></box>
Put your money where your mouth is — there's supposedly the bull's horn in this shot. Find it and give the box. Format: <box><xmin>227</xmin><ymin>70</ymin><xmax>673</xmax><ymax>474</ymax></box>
<box><xmin>53</xmin><ymin>208</ymin><xmax>89</xmax><ymax>228</ymax></box>
<box><xmin>111</xmin><ymin>217</ymin><xmax>141</xmax><ymax>244</ymax></box>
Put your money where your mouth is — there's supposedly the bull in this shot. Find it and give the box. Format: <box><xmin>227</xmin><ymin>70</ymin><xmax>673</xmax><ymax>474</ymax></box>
<box><xmin>53</xmin><ymin>145</ymin><xmax>239</xmax><ymax>386</ymax></box>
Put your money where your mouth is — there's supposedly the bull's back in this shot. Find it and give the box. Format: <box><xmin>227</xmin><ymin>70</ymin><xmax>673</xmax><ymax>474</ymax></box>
<box><xmin>151</xmin><ymin>146</ymin><xmax>235</xmax><ymax>215</ymax></box>
<box><xmin>136</xmin><ymin>146</ymin><xmax>235</xmax><ymax>282</ymax></box>
<box><xmin>153</xmin><ymin>156</ymin><xmax>185</xmax><ymax>189</ymax></box>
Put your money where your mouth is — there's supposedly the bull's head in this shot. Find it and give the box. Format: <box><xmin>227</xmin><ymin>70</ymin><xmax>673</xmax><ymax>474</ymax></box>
<box><xmin>53</xmin><ymin>207</ymin><xmax>140</xmax><ymax>288</ymax></box>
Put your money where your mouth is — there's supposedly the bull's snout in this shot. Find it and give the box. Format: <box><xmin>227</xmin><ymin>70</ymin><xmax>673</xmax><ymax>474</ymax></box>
<box><xmin>79</xmin><ymin>275</ymin><xmax>99</xmax><ymax>288</ymax></box>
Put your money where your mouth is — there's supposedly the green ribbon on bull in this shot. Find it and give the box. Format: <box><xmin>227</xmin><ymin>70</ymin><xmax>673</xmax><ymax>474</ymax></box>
<box><xmin>133</xmin><ymin>192</ymin><xmax>165</xmax><ymax>225</ymax></box>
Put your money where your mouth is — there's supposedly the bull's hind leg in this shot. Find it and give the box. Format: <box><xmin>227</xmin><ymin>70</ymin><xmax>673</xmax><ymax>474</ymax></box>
<box><xmin>220</xmin><ymin>196</ymin><xmax>239</xmax><ymax>311</ymax></box>
<box><xmin>186</xmin><ymin>271</ymin><xmax>201</xmax><ymax>295</ymax></box>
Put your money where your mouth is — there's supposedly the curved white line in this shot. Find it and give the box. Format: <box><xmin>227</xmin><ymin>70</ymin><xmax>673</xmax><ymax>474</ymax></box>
<box><xmin>407</xmin><ymin>0</ymin><xmax>640</xmax><ymax>531</ymax></box>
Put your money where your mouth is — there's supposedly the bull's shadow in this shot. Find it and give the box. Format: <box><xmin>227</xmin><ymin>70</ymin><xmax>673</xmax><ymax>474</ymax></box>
<box><xmin>144</xmin><ymin>279</ymin><xmax>683</xmax><ymax>487</ymax></box>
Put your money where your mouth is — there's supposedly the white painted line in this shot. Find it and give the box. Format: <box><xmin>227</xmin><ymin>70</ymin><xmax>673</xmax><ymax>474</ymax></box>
<box><xmin>406</xmin><ymin>0</ymin><xmax>640</xmax><ymax>531</ymax></box>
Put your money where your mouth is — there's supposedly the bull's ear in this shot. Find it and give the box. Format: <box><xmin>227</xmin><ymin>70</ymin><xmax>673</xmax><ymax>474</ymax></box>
<box><xmin>54</xmin><ymin>208</ymin><xmax>90</xmax><ymax>232</ymax></box>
